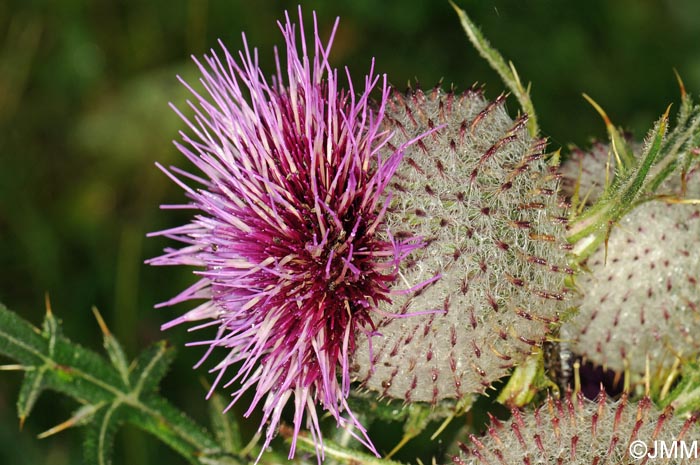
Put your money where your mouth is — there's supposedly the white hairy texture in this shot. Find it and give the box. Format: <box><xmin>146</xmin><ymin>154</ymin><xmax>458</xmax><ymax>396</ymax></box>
<box><xmin>455</xmin><ymin>393</ymin><xmax>699</xmax><ymax>465</ymax></box>
<box><xmin>563</xmin><ymin>196</ymin><xmax>700</xmax><ymax>375</ymax></box>
<box><xmin>351</xmin><ymin>88</ymin><xmax>570</xmax><ymax>402</ymax></box>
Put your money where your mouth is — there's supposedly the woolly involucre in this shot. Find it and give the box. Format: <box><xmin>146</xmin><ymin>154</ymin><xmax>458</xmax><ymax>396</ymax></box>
<box><xmin>455</xmin><ymin>391</ymin><xmax>700</xmax><ymax>465</ymax></box>
<box><xmin>351</xmin><ymin>88</ymin><xmax>571</xmax><ymax>402</ymax></box>
<box><xmin>562</xmin><ymin>146</ymin><xmax>700</xmax><ymax>376</ymax></box>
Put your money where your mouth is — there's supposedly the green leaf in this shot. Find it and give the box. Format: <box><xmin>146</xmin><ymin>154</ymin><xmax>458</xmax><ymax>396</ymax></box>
<box><xmin>347</xmin><ymin>390</ymin><xmax>470</xmax><ymax>425</ymax></box>
<box><xmin>618</xmin><ymin>106</ymin><xmax>670</xmax><ymax>208</ymax></box>
<box><xmin>568</xmin><ymin>92</ymin><xmax>700</xmax><ymax>262</ymax></box>
<box><xmin>582</xmin><ymin>94</ymin><xmax>635</xmax><ymax>171</ymax></box>
<box><xmin>648</xmin><ymin>101</ymin><xmax>700</xmax><ymax>192</ymax></box>
<box><xmin>496</xmin><ymin>347</ymin><xmax>557</xmax><ymax>408</ymax></box>
<box><xmin>124</xmin><ymin>395</ymin><xmax>230</xmax><ymax>465</ymax></box>
<box><xmin>293</xmin><ymin>434</ymin><xmax>405</xmax><ymax>465</ymax></box>
<box><xmin>568</xmin><ymin>106</ymin><xmax>673</xmax><ymax>260</ymax></box>
<box><xmin>128</xmin><ymin>340</ymin><xmax>175</xmax><ymax>396</ymax></box>
<box><xmin>208</xmin><ymin>390</ymin><xmax>243</xmax><ymax>454</ymax></box>
<box><xmin>1</xmin><ymin>301</ymin><xmax>123</xmax><ymax>418</ymax></box>
<box><xmin>41</xmin><ymin>297</ymin><xmax>62</xmax><ymax>356</ymax></box>
<box><xmin>385</xmin><ymin>403</ymin><xmax>433</xmax><ymax>458</ymax></box>
<box><xmin>93</xmin><ymin>306</ymin><xmax>131</xmax><ymax>387</ymax></box>
<box><xmin>83</xmin><ymin>402</ymin><xmax>126</xmax><ymax>465</ymax></box>
<box><xmin>0</xmin><ymin>303</ymin><xmax>49</xmax><ymax>366</ymax></box>
<box><xmin>0</xmin><ymin>302</ymin><xmax>236</xmax><ymax>465</ymax></box>
<box><xmin>346</xmin><ymin>393</ymin><xmax>412</xmax><ymax>424</ymax></box>
<box><xmin>17</xmin><ymin>366</ymin><xmax>47</xmax><ymax>427</ymax></box>
<box><xmin>43</xmin><ymin>334</ymin><xmax>126</xmax><ymax>403</ymax></box>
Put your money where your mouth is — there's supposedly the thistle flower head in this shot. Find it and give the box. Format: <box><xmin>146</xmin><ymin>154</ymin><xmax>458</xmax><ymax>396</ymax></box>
<box><xmin>148</xmin><ymin>8</ymin><xmax>420</xmax><ymax>459</ymax></box>
<box><xmin>352</xmin><ymin>87</ymin><xmax>571</xmax><ymax>402</ymax></box>
<box><xmin>454</xmin><ymin>390</ymin><xmax>700</xmax><ymax>465</ymax></box>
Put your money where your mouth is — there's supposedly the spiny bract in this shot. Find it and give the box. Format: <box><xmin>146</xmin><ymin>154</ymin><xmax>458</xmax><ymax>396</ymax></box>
<box><xmin>351</xmin><ymin>87</ymin><xmax>571</xmax><ymax>402</ymax></box>
<box><xmin>454</xmin><ymin>390</ymin><xmax>700</xmax><ymax>465</ymax></box>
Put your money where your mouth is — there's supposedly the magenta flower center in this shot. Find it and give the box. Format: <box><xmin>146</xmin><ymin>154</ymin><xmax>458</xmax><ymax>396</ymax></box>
<box><xmin>148</xmin><ymin>8</ymin><xmax>423</xmax><ymax>461</ymax></box>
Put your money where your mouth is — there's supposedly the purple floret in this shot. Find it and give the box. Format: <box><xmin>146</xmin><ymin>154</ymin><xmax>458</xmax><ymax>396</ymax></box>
<box><xmin>148</xmin><ymin>7</ymin><xmax>423</xmax><ymax>461</ymax></box>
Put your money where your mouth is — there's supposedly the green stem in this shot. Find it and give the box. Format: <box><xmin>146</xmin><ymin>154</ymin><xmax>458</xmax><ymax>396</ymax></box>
<box><xmin>451</xmin><ymin>1</ymin><xmax>539</xmax><ymax>137</ymax></box>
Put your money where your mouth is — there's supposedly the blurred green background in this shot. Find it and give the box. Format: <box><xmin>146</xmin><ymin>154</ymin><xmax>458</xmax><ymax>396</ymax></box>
<box><xmin>1</xmin><ymin>0</ymin><xmax>699</xmax><ymax>464</ymax></box>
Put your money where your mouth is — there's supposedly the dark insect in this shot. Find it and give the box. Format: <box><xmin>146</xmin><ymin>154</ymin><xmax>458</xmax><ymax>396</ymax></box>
<box><xmin>544</xmin><ymin>338</ymin><xmax>626</xmax><ymax>400</ymax></box>
<box><xmin>542</xmin><ymin>339</ymin><xmax>573</xmax><ymax>393</ymax></box>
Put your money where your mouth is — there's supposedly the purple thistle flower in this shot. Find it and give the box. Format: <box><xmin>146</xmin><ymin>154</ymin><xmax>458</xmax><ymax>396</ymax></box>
<box><xmin>148</xmin><ymin>8</ymin><xmax>422</xmax><ymax>460</ymax></box>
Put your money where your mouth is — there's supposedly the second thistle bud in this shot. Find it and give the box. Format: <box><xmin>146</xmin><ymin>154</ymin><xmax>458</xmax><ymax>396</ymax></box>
<box><xmin>352</xmin><ymin>87</ymin><xmax>571</xmax><ymax>402</ymax></box>
<box><xmin>561</xmin><ymin>145</ymin><xmax>700</xmax><ymax>379</ymax></box>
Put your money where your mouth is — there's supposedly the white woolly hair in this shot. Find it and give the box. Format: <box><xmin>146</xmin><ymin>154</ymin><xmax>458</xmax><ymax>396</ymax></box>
<box><xmin>352</xmin><ymin>87</ymin><xmax>571</xmax><ymax>402</ymax></box>
<box><xmin>563</xmin><ymin>197</ymin><xmax>700</xmax><ymax>376</ymax></box>
<box><xmin>455</xmin><ymin>391</ymin><xmax>699</xmax><ymax>465</ymax></box>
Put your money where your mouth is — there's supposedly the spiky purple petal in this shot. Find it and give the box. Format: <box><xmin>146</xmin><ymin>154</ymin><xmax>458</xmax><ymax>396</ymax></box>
<box><xmin>148</xmin><ymin>8</ymin><xmax>420</xmax><ymax>460</ymax></box>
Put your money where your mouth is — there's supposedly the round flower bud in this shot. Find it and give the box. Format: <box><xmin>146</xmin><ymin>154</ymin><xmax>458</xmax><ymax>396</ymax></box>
<box><xmin>563</xmin><ymin>197</ymin><xmax>700</xmax><ymax>376</ymax></box>
<box><xmin>351</xmin><ymin>87</ymin><xmax>571</xmax><ymax>402</ymax></box>
<box><xmin>562</xmin><ymin>148</ymin><xmax>700</xmax><ymax>377</ymax></box>
<box><xmin>454</xmin><ymin>391</ymin><xmax>699</xmax><ymax>465</ymax></box>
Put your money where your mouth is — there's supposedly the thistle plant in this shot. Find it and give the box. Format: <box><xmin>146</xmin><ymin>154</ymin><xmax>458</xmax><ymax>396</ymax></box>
<box><xmin>2</xmin><ymin>4</ymin><xmax>700</xmax><ymax>465</ymax></box>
